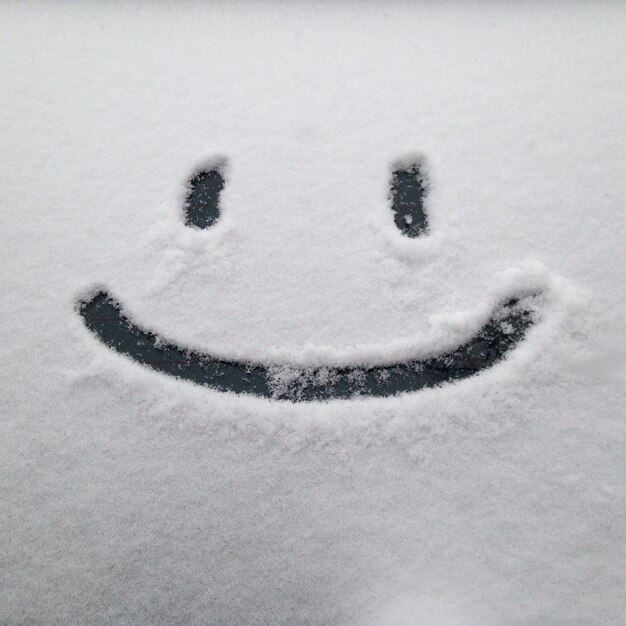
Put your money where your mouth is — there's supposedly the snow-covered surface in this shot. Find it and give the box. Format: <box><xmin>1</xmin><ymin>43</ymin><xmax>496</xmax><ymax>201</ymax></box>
<box><xmin>1</xmin><ymin>2</ymin><xmax>625</xmax><ymax>623</ymax></box>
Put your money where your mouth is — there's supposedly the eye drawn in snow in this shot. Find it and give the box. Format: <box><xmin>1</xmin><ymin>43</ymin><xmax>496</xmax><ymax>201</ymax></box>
<box><xmin>390</xmin><ymin>160</ymin><xmax>428</xmax><ymax>238</ymax></box>
<box><xmin>183</xmin><ymin>164</ymin><xmax>225</xmax><ymax>230</ymax></box>
<box><xmin>77</xmin><ymin>160</ymin><xmax>538</xmax><ymax>401</ymax></box>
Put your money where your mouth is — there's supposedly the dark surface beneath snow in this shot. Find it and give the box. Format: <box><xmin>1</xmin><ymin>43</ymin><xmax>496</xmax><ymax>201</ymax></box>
<box><xmin>78</xmin><ymin>291</ymin><xmax>534</xmax><ymax>401</ymax></box>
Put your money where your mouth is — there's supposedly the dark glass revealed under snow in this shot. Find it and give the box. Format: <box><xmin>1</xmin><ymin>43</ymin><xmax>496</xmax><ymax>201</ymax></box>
<box><xmin>78</xmin><ymin>291</ymin><xmax>534</xmax><ymax>401</ymax></box>
<box><xmin>184</xmin><ymin>169</ymin><xmax>225</xmax><ymax>229</ymax></box>
<box><xmin>390</xmin><ymin>163</ymin><xmax>428</xmax><ymax>237</ymax></box>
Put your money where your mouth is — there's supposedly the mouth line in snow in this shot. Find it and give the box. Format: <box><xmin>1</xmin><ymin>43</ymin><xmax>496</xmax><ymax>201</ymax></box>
<box><xmin>77</xmin><ymin>290</ymin><xmax>536</xmax><ymax>401</ymax></box>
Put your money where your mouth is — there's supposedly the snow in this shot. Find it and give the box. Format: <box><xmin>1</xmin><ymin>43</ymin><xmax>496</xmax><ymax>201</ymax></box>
<box><xmin>1</xmin><ymin>1</ymin><xmax>625</xmax><ymax>623</ymax></box>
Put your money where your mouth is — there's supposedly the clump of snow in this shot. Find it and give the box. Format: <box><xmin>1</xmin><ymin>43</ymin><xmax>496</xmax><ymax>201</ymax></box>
<box><xmin>1</xmin><ymin>1</ymin><xmax>625</xmax><ymax>624</ymax></box>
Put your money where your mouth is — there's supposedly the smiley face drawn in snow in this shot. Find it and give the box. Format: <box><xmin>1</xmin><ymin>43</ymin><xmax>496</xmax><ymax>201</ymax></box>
<box><xmin>78</xmin><ymin>159</ymin><xmax>536</xmax><ymax>401</ymax></box>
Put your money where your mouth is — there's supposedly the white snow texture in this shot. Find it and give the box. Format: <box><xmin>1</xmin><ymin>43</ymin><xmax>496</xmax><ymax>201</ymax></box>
<box><xmin>1</xmin><ymin>2</ymin><xmax>625</xmax><ymax>624</ymax></box>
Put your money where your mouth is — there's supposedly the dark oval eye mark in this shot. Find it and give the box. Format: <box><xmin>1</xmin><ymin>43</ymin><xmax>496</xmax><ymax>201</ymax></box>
<box><xmin>184</xmin><ymin>166</ymin><xmax>225</xmax><ymax>229</ymax></box>
<box><xmin>390</xmin><ymin>161</ymin><xmax>428</xmax><ymax>237</ymax></box>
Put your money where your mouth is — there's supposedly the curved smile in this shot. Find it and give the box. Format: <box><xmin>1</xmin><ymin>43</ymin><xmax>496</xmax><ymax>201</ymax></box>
<box><xmin>78</xmin><ymin>290</ymin><xmax>535</xmax><ymax>401</ymax></box>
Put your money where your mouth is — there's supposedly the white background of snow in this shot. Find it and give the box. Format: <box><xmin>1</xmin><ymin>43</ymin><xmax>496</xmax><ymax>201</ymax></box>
<box><xmin>1</xmin><ymin>1</ymin><xmax>625</xmax><ymax>623</ymax></box>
